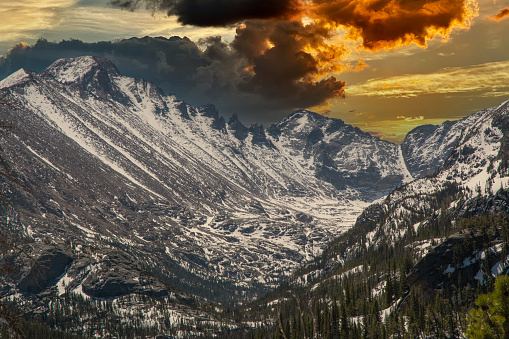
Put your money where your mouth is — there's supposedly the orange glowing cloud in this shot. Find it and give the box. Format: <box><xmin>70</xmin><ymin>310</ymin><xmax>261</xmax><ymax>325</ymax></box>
<box><xmin>488</xmin><ymin>8</ymin><xmax>509</xmax><ymax>22</ymax></box>
<box><xmin>246</xmin><ymin>0</ymin><xmax>480</xmax><ymax>85</ymax></box>
<box><xmin>306</xmin><ymin>0</ymin><xmax>478</xmax><ymax>50</ymax></box>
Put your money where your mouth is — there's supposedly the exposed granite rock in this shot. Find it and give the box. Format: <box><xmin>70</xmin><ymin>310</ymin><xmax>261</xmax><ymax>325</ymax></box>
<box><xmin>17</xmin><ymin>244</ymin><xmax>73</xmax><ymax>295</ymax></box>
<box><xmin>81</xmin><ymin>250</ymin><xmax>167</xmax><ymax>299</ymax></box>
<box><xmin>228</xmin><ymin>114</ymin><xmax>249</xmax><ymax>140</ymax></box>
<box><xmin>82</xmin><ymin>269</ymin><xmax>167</xmax><ymax>299</ymax></box>
<box><xmin>406</xmin><ymin>231</ymin><xmax>501</xmax><ymax>298</ymax></box>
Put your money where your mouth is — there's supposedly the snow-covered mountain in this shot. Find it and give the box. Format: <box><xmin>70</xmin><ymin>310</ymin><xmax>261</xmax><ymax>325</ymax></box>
<box><xmin>304</xmin><ymin>97</ymin><xmax>509</xmax><ymax>288</ymax></box>
<box><xmin>250</xmin><ymin>100</ymin><xmax>509</xmax><ymax>339</ymax></box>
<box><xmin>0</xmin><ymin>56</ymin><xmax>475</xmax><ymax>304</ymax></box>
<box><xmin>365</xmin><ymin>100</ymin><xmax>509</xmax><ymax>251</ymax></box>
<box><xmin>0</xmin><ymin>57</ymin><xmax>426</xmax><ymax>306</ymax></box>
<box><xmin>2</xmin><ymin>56</ymin><xmax>509</xmax><ymax>337</ymax></box>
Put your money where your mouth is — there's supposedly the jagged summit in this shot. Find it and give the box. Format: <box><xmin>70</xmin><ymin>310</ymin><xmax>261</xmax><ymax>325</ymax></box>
<box><xmin>279</xmin><ymin>109</ymin><xmax>338</xmax><ymax>129</ymax></box>
<box><xmin>228</xmin><ymin>113</ymin><xmax>249</xmax><ymax>140</ymax></box>
<box><xmin>43</xmin><ymin>56</ymin><xmax>121</xmax><ymax>84</ymax></box>
<box><xmin>270</xmin><ymin>108</ymin><xmax>349</xmax><ymax>140</ymax></box>
<box><xmin>287</xmin><ymin>109</ymin><xmax>328</xmax><ymax>120</ymax></box>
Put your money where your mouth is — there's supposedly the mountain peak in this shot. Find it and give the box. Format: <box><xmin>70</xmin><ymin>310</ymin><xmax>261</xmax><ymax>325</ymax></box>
<box><xmin>43</xmin><ymin>56</ymin><xmax>120</xmax><ymax>84</ymax></box>
<box><xmin>274</xmin><ymin>109</ymin><xmax>345</xmax><ymax>135</ymax></box>
<box><xmin>228</xmin><ymin>114</ymin><xmax>249</xmax><ymax>140</ymax></box>
<box><xmin>0</xmin><ymin>68</ymin><xmax>33</xmax><ymax>89</ymax></box>
<box><xmin>287</xmin><ymin>109</ymin><xmax>327</xmax><ymax>121</ymax></box>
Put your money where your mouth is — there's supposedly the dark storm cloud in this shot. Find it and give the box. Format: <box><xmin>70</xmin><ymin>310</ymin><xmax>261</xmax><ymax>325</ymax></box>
<box><xmin>107</xmin><ymin>1</ymin><xmax>347</xmax><ymax>111</ymax></box>
<box><xmin>232</xmin><ymin>20</ymin><xmax>345</xmax><ymax>106</ymax></box>
<box><xmin>111</xmin><ymin>0</ymin><xmax>300</xmax><ymax>26</ymax></box>
<box><xmin>113</xmin><ymin>0</ymin><xmax>477</xmax><ymax>51</ymax></box>
<box><xmin>0</xmin><ymin>36</ymin><xmax>342</xmax><ymax>123</ymax></box>
<box><xmin>1</xmin><ymin>0</ymin><xmax>476</xmax><ymax>124</ymax></box>
<box><xmin>103</xmin><ymin>0</ymin><xmax>477</xmax><ymax>123</ymax></box>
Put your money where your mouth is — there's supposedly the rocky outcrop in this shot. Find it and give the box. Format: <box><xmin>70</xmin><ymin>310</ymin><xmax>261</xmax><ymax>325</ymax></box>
<box><xmin>82</xmin><ymin>269</ymin><xmax>167</xmax><ymax>299</ymax></box>
<box><xmin>17</xmin><ymin>244</ymin><xmax>73</xmax><ymax>295</ymax></box>
<box><xmin>81</xmin><ymin>250</ymin><xmax>167</xmax><ymax>299</ymax></box>
<box><xmin>406</xmin><ymin>231</ymin><xmax>501</xmax><ymax>298</ymax></box>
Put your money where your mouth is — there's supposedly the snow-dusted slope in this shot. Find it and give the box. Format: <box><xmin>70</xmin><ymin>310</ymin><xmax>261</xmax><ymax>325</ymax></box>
<box><xmin>336</xmin><ymin>99</ymin><xmax>509</xmax><ymax>264</ymax></box>
<box><xmin>0</xmin><ymin>56</ymin><xmax>425</xmax><ymax>301</ymax></box>
<box><xmin>278</xmin><ymin>100</ymin><xmax>509</xmax><ymax>323</ymax></box>
<box><xmin>269</xmin><ymin>110</ymin><xmax>413</xmax><ymax>197</ymax></box>
<box><xmin>401</xmin><ymin>111</ymin><xmax>488</xmax><ymax>178</ymax></box>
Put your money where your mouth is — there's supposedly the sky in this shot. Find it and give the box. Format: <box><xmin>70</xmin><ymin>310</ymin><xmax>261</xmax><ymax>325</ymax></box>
<box><xmin>0</xmin><ymin>0</ymin><xmax>508</xmax><ymax>142</ymax></box>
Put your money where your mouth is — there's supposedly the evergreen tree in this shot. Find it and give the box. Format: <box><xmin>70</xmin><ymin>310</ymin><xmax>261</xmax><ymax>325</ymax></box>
<box><xmin>467</xmin><ymin>275</ymin><xmax>509</xmax><ymax>338</ymax></box>
<box><xmin>330</xmin><ymin>300</ymin><xmax>340</xmax><ymax>338</ymax></box>
<box><xmin>341</xmin><ymin>303</ymin><xmax>350</xmax><ymax>338</ymax></box>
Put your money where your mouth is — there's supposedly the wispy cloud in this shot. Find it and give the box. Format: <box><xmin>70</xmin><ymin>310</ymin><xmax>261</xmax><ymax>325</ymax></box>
<box><xmin>397</xmin><ymin>116</ymin><xmax>424</xmax><ymax>122</ymax></box>
<box><xmin>0</xmin><ymin>1</ymin><xmax>233</xmax><ymax>44</ymax></box>
<box><xmin>0</xmin><ymin>0</ymin><xmax>77</xmax><ymax>41</ymax></box>
<box><xmin>54</xmin><ymin>6</ymin><xmax>234</xmax><ymax>42</ymax></box>
<box><xmin>346</xmin><ymin>60</ymin><xmax>509</xmax><ymax>98</ymax></box>
<box><xmin>488</xmin><ymin>8</ymin><xmax>509</xmax><ymax>22</ymax></box>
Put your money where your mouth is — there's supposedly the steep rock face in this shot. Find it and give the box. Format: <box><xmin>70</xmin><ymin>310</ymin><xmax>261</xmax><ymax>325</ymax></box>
<box><xmin>401</xmin><ymin>123</ymin><xmax>450</xmax><ymax>178</ymax></box>
<box><xmin>406</xmin><ymin>232</ymin><xmax>489</xmax><ymax>294</ymax></box>
<box><xmin>228</xmin><ymin>114</ymin><xmax>249</xmax><ymax>140</ymax></box>
<box><xmin>401</xmin><ymin>113</ymin><xmax>487</xmax><ymax>179</ymax></box>
<box><xmin>81</xmin><ymin>250</ymin><xmax>168</xmax><ymax>299</ymax></box>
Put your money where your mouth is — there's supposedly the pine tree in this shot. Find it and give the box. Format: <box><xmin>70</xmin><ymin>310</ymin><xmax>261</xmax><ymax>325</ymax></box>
<box><xmin>330</xmin><ymin>300</ymin><xmax>340</xmax><ymax>338</ymax></box>
<box><xmin>466</xmin><ymin>275</ymin><xmax>509</xmax><ymax>338</ymax></box>
<box><xmin>341</xmin><ymin>303</ymin><xmax>350</xmax><ymax>338</ymax></box>
<box><xmin>385</xmin><ymin>272</ymin><xmax>393</xmax><ymax>307</ymax></box>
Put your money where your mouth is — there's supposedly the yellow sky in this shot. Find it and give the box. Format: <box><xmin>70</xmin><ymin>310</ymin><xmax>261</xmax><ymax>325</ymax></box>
<box><xmin>347</xmin><ymin>60</ymin><xmax>509</xmax><ymax>99</ymax></box>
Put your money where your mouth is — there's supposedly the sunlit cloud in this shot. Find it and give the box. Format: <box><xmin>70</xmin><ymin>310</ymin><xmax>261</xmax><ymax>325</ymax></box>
<box><xmin>346</xmin><ymin>60</ymin><xmax>509</xmax><ymax>98</ymax></box>
<box><xmin>397</xmin><ymin>116</ymin><xmax>424</xmax><ymax>122</ymax></box>
<box><xmin>54</xmin><ymin>6</ymin><xmax>234</xmax><ymax>42</ymax></box>
<box><xmin>0</xmin><ymin>1</ymin><xmax>234</xmax><ymax>45</ymax></box>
